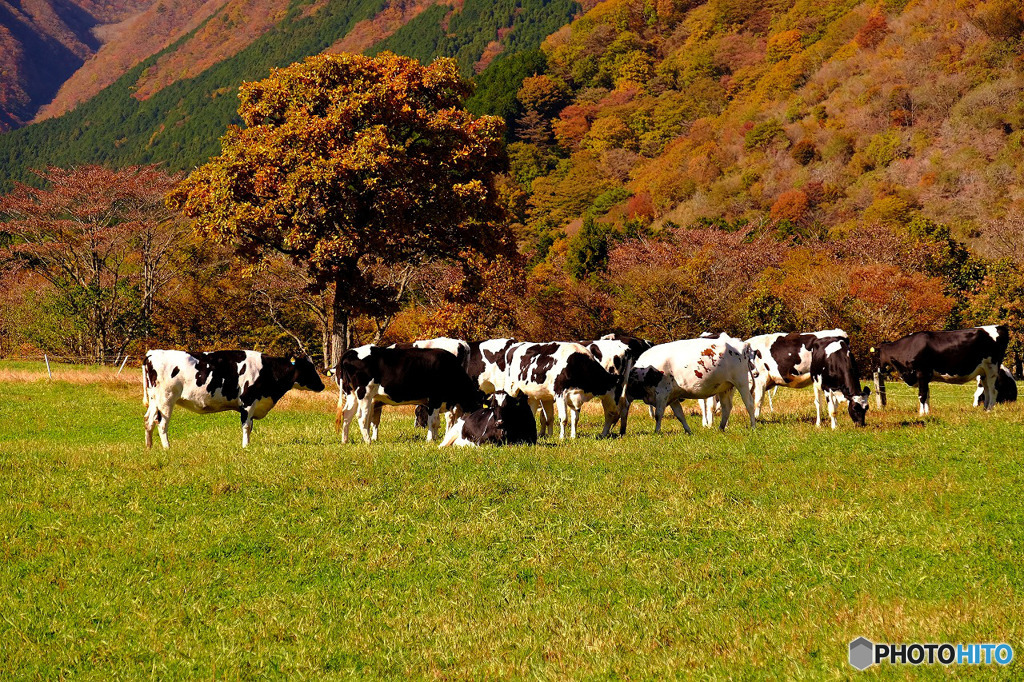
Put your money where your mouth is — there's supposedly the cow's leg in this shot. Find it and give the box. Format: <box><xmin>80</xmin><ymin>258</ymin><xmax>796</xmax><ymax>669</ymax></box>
<box><xmin>718</xmin><ymin>390</ymin><xmax>734</xmax><ymax>431</ymax></box>
<box><xmin>340</xmin><ymin>393</ymin><xmax>359</xmax><ymax>444</ymax></box>
<box><xmin>425</xmin><ymin>408</ymin><xmax>440</xmax><ymax>442</ymax></box>
<box><xmin>240</xmin><ymin>409</ymin><xmax>254</xmax><ymax>448</ymax></box>
<box><xmin>652</xmin><ymin>399</ymin><xmax>666</xmax><ymax>434</ymax></box>
<box><xmin>814</xmin><ymin>382</ymin><xmax>823</xmax><ymax>427</ymax></box>
<box><xmin>155</xmin><ymin>401</ymin><xmax>173</xmax><ymax>449</ymax></box>
<box><xmin>918</xmin><ymin>376</ymin><xmax>931</xmax><ymax>416</ymax></box>
<box><xmin>668</xmin><ymin>400</ymin><xmax>692</xmax><ymax>435</ymax></box>
<box><xmin>751</xmin><ymin>376</ymin><xmax>766</xmax><ymax>420</ymax></box>
<box><xmin>371</xmin><ymin>402</ymin><xmax>383</xmax><ymax>441</ymax></box>
<box><xmin>599</xmin><ymin>393</ymin><xmax>618</xmax><ymax>438</ymax></box>
<box><xmin>827</xmin><ymin>392</ymin><xmax>838</xmax><ymax>430</ymax></box>
<box><xmin>357</xmin><ymin>399</ymin><xmax>376</xmax><ymax>444</ymax></box>
<box><xmin>528</xmin><ymin>398</ymin><xmax>545</xmax><ymax>437</ymax></box>
<box><xmin>698</xmin><ymin>398</ymin><xmax>711</xmax><ymax>428</ymax></box>
<box><xmin>736</xmin><ymin>377</ymin><xmax>757</xmax><ymax>429</ymax></box>
<box><xmin>542</xmin><ymin>398</ymin><xmax>556</xmax><ymax>437</ymax></box>
<box><xmin>982</xmin><ymin>363</ymin><xmax>998</xmax><ymax>411</ymax></box>
<box><xmin>768</xmin><ymin>386</ymin><xmax>777</xmax><ymax>414</ymax></box>
<box><xmin>974</xmin><ymin>377</ymin><xmax>984</xmax><ymax>408</ymax></box>
<box><xmin>619</xmin><ymin>399</ymin><xmax>632</xmax><ymax>436</ymax></box>
<box><xmin>555</xmin><ymin>398</ymin><xmax>570</xmax><ymax>439</ymax></box>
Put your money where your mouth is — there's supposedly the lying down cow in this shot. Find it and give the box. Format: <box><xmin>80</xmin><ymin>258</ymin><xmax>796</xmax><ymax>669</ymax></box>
<box><xmin>143</xmin><ymin>349</ymin><xmax>325</xmax><ymax>448</ymax></box>
<box><xmin>439</xmin><ymin>392</ymin><xmax>538</xmax><ymax>447</ymax></box>
<box><xmin>333</xmin><ymin>345</ymin><xmax>483</xmax><ymax>443</ymax></box>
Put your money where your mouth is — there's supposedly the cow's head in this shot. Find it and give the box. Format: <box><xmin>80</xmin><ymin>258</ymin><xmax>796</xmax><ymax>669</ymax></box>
<box><xmin>291</xmin><ymin>355</ymin><xmax>325</xmax><ymax>392</ymax></box>
<box><xmin>626</xmin><ymin>366</ymin><xmax>664</xmax><ymax>403</ymax></box>
<box><xmin>848</xmin><ymin>386</ymin><xmax>871</xmax><ymax>426</ymax></box>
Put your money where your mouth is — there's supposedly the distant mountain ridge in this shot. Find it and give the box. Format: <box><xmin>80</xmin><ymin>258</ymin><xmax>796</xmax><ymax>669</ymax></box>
<box><xmin>0</xmin><ymin>0</ymin><xmax>152</xmax><ymax>130</ymax></box>
<box><xmin>0</xmin><ymin>0</ymin><xmax>579</xmax><ymax>188</ymax></box>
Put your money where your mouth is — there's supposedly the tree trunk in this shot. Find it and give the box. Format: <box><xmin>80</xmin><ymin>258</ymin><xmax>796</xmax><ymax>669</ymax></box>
<box><xmin>330</xmin><ymin>281</ymin><xmax>349</xmax><ymax>369</ymax></box>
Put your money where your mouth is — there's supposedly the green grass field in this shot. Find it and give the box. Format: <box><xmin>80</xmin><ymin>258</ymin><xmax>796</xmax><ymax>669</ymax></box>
<box><xmin>1</xmin><ymin>361</ymin><xmax>1022</xmax><ymax>678</ymax></box>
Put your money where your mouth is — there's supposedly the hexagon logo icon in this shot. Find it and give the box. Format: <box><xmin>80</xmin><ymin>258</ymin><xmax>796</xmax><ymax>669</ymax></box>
<box><xmin>849</xmin><ymin>637</ymin><xmax>874</xmax><ymax>670</ymax></box>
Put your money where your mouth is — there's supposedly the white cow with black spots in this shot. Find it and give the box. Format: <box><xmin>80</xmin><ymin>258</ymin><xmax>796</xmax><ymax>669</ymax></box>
<box><xmin>622</xmin><ymin>335</ymin><xmax>757</xmax><ymax>434</ymax></box>
<box><xmin>503</xmin><ymin>342</ymin><xmax>619</xmax><ymax>439</ymax></box>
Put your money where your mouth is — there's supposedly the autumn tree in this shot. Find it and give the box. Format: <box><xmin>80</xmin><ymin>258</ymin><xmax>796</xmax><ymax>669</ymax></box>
<box><xmin>167</xmin><ymin>53</ymin><xmax>511</xmax><ymax>364</ymax></box>
<box><xmin>0</xmin><ymin>165</ymin><xmax>184</xmax><ymax>363</ymax></box>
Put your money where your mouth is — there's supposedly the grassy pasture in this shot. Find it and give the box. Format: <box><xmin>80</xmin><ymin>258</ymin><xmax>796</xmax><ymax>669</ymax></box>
<box><xmin>1</xmin><ymin>361</ymin><xmax>1023</xmax><ymax>679</ymax></box>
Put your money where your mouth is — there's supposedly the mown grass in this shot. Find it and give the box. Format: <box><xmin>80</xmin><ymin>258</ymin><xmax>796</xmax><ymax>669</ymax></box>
<box><xmin>1</xmin><ymin>361</ymin><xmax>1022</xmax><ymax>679</ymax></box>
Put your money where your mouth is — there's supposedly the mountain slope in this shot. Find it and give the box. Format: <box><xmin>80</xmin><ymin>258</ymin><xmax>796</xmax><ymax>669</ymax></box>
<box><xmin>0</xmin><ymin>0</ymin><xmax>579</xmax><ymax>188</ymax></box>
<box><xmin>0</xmin><ymin>0</ymin><xmax>152</xmax><ymax>130</ymax></box>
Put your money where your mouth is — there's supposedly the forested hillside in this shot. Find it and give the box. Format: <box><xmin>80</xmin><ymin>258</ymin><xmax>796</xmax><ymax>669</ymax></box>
<box><xmin>2</xmin><ymin>0</ymin><xmax>1023</xmax><ymax>369</ymax></box>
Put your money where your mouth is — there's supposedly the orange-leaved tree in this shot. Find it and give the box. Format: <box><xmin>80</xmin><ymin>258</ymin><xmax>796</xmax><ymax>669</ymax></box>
<box><xmin>167</xmin><ymin>52</ymin><xmax>511</xmax><ymax>365</ymax></box>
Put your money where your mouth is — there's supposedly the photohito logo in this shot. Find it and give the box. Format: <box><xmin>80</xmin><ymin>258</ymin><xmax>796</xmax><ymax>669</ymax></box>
<box><xmin>849</xmin><ymin>638</ymin><xmax>1013</xmax><ymax>670</ymax></box>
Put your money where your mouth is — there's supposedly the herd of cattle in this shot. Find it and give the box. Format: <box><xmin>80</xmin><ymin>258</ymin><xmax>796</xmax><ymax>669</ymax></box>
<box><xmin>141</xmin><ymin>324</ymin><xmax>1015</xmax><ymax>449</ymax></box>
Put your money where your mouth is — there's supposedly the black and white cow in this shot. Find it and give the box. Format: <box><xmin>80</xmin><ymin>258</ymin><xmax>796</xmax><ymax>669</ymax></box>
<box><xmin>973</xmin><ymin>365</ymin><xmax>1017</xmax><ymax>406</ymax></box>
<box><xmin>503</xmin><ymin>342</ymin><xmax>619</xmax><ymax>439</ymax></box>
<box><xmin>875</xmin><ymin>325</ymin><xmax>1010</xmax><ymax>413</ymax></box>
<box><xmin>466</xmin><ymin>338</ymin><xmax>519</xmax><ymax>393</ymax></box>
<box><xmin>746</xmin><ymin>329</ymin><xmax>850</xmax><ymax>419</ymax></box>
<box><xmin>333</xmin><ymin>345</ymin><xmax>484</xmax><ymax>443</ymax></box>
<box><xmin>811</xmin><ymin>338</ymin><xmax>871</xmax><ymax>429</ymax></box>
<box><xmin>143</xmin><ymin>350</ymin><xmax>325</xmax><ymax>449</ymax></box>
<box><xmin>438</xmin><ymin>392</ymin><xmax>538</xmax><ymax>447</ymax></box>
<box><xmin>389</xmin><ymin>337</ymin><xmax>471</xmax><ymax>430</ymax></box>
<box><xmin>622</xmin><ymin>335</ymin><xmax>757</xmax><ymax>434</ymax></box>
<box><xmin>409</xmin><ymin>337</ymin><xmax>518</xmax><ymax>429</ymax></box>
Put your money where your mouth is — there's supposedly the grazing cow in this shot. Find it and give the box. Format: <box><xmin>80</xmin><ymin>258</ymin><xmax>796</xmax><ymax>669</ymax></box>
<box><xmin>811</xmin><ymin>338</ymin><xmax>871</xmax><ymax>429</ymax></box>
<box><xmin>622</xmin><ymin>335</ymin><xmax>757</xmax><ymax>434</ymax></box>
<box><xmin>875</xmin><ymin>325</ymin><xmax>1010</xmax><ymax>414</ymax></box>
<box><xmin>973</xmin><ymin>365</ymin><xmax>1017</xmax><ymax>406</ymax></box>
<box><xmin>746</xmin><ymin>329</ymin><xmax>849</xmax><ymax>418</ymax></box>
<box><xmin>504</xmin><ymin>342</ymin><xmax>619</xmax><ymax>439</ymax></box>
<box><xmin>333</xmin><ymin>345</ymin><xmax>483</xmax><ymax>443</ymax></box>
<box><xmin>439</xmin><ymin>392</ymin><xmax>538</xmax><ymax>447</ymax></box>
<box><xmin>143</xmin><ymin>350</ymin><xmax>325</xmax><ymax>449</ymax></box>
<box><xmin>583</xmin><ymin>335</ymin><xmax>654</xmax><ymax>431</ymax></box>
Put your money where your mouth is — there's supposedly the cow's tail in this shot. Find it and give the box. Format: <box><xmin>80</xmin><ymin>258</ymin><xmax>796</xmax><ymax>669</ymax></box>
<box><xmin>871</xmin><ymin>347</ymin><xmax>887</xmax><ymax>408</ymax></box>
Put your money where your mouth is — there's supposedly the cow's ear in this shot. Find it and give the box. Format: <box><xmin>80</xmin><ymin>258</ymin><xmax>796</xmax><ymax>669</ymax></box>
<box><xmin>863</xmin><ymin>385</ymin><xmax>871</xmax><ymax>396</ymax></box>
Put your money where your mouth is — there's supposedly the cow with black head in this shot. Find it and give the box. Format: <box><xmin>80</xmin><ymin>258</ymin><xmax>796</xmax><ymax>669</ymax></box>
<box><xmin>143</xmin><ymin>350</ymin><xmax>325</xmax><ymax>448</ymax></box>
<box><xmin>439</xmin><ymin>391</ymin><xmax>538</xmax><ymax>447</ymax></box>
<box><xmin>811</xmin><ymin>338</ymin><xmax>871</xmax><ymax>429</ymax></box>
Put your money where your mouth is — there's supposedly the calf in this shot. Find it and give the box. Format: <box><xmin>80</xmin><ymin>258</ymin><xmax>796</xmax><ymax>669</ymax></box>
<box><xmin>811</xmin><ymin>338</ymin><xmax>871</xmax><ymax>429</ymax></box>
<box><xmin>334</xmin><ymin>345</ymin><xmax>483</xmax><ymax>443</ymax></box>
<box><xmin>973</xmin><ymin>365</ymin><xmax>1017</xmax><ymax>406</ymax></box>
<box><xmin>746</xmin><ymin>329</ymin><xmax>849</xmax><ymax>418</ymax></box>
<box><xmin>876</xmin><ymin>325</ymin><xmax>1010</xmax><ymax>414</ymax></box>
<box><xmin>143</xmin><ymin>350</ymin><xmax>325</xmax><ymax>449</ymax></box>
<box><xmin>439</xmin><ymin>392</ymin><xmax>538</xmax><ymax>447</ymax></box>
<box><xmin>622</xmin><ymin>335</ymin><xmax>757</xmax><ymax>434</ymax></box>
<box><xmin>504</xmin><ymin>342</ymin><xmax>619</xmax><ymax>439</ymax></box>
